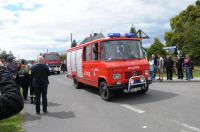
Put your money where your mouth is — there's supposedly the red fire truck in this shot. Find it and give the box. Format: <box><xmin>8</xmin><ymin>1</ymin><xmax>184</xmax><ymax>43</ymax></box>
<box><xmin>43</xmin><ymin>52</ymin><xmax>62</xmax><ymax>74</ymax></box>
<box><xmin>67</xmin><ymin>33</ymin><xmax>151</xmax><ymax>101</ymax></box>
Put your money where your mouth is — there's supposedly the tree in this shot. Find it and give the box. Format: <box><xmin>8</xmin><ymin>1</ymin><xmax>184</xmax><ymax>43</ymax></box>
<box><xmin>130</xmin><ymin>25</ymin><xmax>139</xmax><ymax>38</ymax></box>
<box><xmin>130</xmin><ymin>25</ymin><xmax>137</xmax><ymax>34</ymax></box>
<box><xmin>165</xmin><ymin>0</ymin><xmax>200</xmax><ymax>64</ymax></box>
<box><xmin>71</xmin><ymin>40</ymin><xmax>77</xmax><ymax>48</ymax></box>
<box><xmin>147</xmin><ymin>38</ymin><xmax>167</xmax><ymax>59</ymax></box>
<box><xmin>59</xmin><ymin>54</ymin><xmax>66</xmax><ymax>62</ymax></box>
<box><xmin>0</xmin><ymin>50</ymin><xmax>14</xmax><ymax>60</ymax></box>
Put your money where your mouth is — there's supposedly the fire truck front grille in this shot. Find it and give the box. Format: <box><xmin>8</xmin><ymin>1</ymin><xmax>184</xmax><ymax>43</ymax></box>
<box><xmin>49</xmin><ymin>64</ymin><xmax>60</xmax><ymax>68</ymax></box>
<box><xmin>125</xmin><ymin>70</ymin><xmax>142</xmax><ymax>79</ymax></box>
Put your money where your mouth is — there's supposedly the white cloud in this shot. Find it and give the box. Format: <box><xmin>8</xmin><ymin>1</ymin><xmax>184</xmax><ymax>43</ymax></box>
<box><xmin>0</xmin><ymin>0</ymin><xmax>196</xmax><ymax>59</ymax></box>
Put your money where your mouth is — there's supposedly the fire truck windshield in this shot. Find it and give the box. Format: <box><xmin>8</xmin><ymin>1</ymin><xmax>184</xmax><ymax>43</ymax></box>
<box><xmin>100</xmin><ymin>40</ymin><xmax>144</xmax><ymax>61</ymax></box>
<box><xmin>44</xmin><ymin>54</ymin><xmax>59</xmax><ymax>61</ymax></box>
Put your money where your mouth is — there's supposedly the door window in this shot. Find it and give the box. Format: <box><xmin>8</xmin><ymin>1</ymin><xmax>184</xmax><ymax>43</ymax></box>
<box><xmin>92</xmin><ymin>43</ymin><xmax>98</xmax><ymax>61</ymax></box>
<box><xmin>83</xmin><ymin>46</ymin><xmax>90</xmax><ymax>61</ymax></box>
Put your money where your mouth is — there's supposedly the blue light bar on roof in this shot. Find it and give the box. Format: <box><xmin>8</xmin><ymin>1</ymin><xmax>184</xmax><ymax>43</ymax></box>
<box><xmin>108</xmin><ymin>33</ymin><xmax>136</xmax><ymax>38</ymax></box>
<box><xmin>125</xmin><ymin>33</ymin><xmax>135</xmax><ymax>38</ymax></box>
<box><xmin>108</xmin><ymin>33</ymin><xmax>120</xmax><ymax>38</ymax></box>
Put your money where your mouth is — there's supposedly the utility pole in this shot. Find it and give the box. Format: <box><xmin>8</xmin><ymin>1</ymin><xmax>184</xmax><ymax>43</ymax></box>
<box><xmin>70</xmin><ymin>33</ymin><xmax>73</xmax><ymax>45</ymax></box>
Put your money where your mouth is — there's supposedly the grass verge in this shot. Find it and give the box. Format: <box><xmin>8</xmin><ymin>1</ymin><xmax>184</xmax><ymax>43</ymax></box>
<box><xmin>0</xmin><ymin>113</ymin><xmax>23</xmax><ymax>132</ymax></box>
<box><xmin>193</xmin><ymin>66</ymin><xmax>200</xmax><ymax>78</ymax></box>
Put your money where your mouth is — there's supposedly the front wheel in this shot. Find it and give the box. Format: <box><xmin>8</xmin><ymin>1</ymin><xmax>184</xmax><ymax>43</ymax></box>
<box><xmin>139</xmin><ymin>84</ymin><xmax>149</xmax><ymax>94</ymax></box>
<box><xmin>99</xmin><ymin>81</ymin><xmax>113</xmax><ymax>101</ymax></box>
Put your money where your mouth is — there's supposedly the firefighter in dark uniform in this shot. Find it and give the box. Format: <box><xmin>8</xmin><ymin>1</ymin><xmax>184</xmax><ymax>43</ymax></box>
<box><xmin>19</xmin><ymin>60</ymin><xmax>30</xmax><ymax>101</ymax></box>
<box><xmin>176</xmin><ymin>56</ymin><xmax>184</xmax><ymax>79</ymax></box>
<box><xmin>29</xmin><ymin>61</ymin><xmax>36</xmax><ymax>104</ymax></box>
<box><xmin>166</xmin><ymin>55</ymin><xmax>174</xmax><ymax>80</ymax></box>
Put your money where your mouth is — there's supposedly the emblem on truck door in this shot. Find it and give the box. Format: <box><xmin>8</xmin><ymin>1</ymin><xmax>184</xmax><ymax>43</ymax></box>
<box><xmin>84</xmin><ymin>71</ymin><xmax>91</xmax><ymax>76</ymax></box>
<box><xmin>128</xmin><ymin>66</ymin><xmax>140</xmax><ymax>70</ymax></box>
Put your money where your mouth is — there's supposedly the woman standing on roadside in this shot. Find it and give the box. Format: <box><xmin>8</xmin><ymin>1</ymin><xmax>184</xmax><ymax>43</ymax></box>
<box><xmin>184</xmin><ymin>55</ymin><xmax>191</xmax><ymax>81</ymax></box>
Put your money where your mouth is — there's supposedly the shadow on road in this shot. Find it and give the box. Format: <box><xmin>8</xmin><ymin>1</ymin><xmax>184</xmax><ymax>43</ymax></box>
<box><xmin>48</xmin><ymin>102</ymin><xmax>61</xmax><ymax>107</ymax></box>
<box><xmin>80</xmin><ymin>85</ymin><xmax>99</xmax><ymax>96</ymax></box>
<box><xmin>45</xmin><ymin>111</ymin><xmax>75</xmax><ymax>119</ymax></box>
<box><xmin>79</xmin><ymin>85</ymin><xmax>178</xmax><ymax>104</ymax></box>
<box><xmin>111</xmin><ymin>89</ymin><xmax>178</xmax><ymax>105</ymax></box>
<box><xmin>24</xmin><ymin>112</ymin><xmax>41</xmax><ymax>122</ymax></box>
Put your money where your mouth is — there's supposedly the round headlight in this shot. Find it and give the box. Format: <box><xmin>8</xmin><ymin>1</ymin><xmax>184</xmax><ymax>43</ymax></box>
<box><xmin>145</xmin><ymin>70</ymin><xmax>149</xmax><ymax>76</ymax></box>
<box><xmin>140</xmin><ymin>77</ymin><xmax>145</xmax><ymax>82</ymax></box>
<box><xmin>113</xmin><ymin>74</ymin><xmax>121</xmax><ymax>80</ymax></box>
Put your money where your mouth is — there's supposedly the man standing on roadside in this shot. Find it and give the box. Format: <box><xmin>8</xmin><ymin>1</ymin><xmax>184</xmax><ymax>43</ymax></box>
<box><xmin>151</xmin><ymin>54</ymin><xmax>157</xmax><ymax>79</ymax></box>
<box><xmin>176</xmin><ymin>55</ymin><xmax>184</xmax><ymax>79</ymax></box>
<box><xmin>31</xmin><ymin>56</ymin><xmax>50</xmax><ymax>115</ymax></box>
<box><xmin>166</xmin><ymin>55</ymin><xmax>174</xmax><ymax>80</ymax></box>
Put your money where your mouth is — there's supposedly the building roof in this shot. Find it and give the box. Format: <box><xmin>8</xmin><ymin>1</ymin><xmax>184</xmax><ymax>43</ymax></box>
<box><xmin>80</xmin><ymin>33</ymin><xmax>105</xmax><ymax>44</ymax></box>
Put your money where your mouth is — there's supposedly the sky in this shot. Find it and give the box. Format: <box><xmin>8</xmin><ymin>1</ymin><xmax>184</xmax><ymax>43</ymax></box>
<box><xmin>0</xmin><ymin>0</ymin><xmax>197</xmax><ymax>60</ymax></box>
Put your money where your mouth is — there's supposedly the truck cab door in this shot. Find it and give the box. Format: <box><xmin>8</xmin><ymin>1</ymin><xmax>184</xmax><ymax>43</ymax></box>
<box><xmin>90</xmin><ymin>42</ymin><xmax>100</xmax><ymax>86</ymax></box>
<box><xmin>82</xmin><ymin>45</ymin><xmax>93</xmax><ymax>83</ymax></box>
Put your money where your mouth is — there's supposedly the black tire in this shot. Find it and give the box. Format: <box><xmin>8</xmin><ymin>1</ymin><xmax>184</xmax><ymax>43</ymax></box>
<box><xmin>139</xmin><ymin>84</ymin><xmax>149</xmax><ymax>94</ymax></box>
<box><xmin>99</xmin><ymin>81</ymin><xmax>113</xmax><ymax>101</ymax></box>
<box><xmin>73</xmin><ymin>77</ymin><xmax>82</xmax><ymax>89</ymax></box>
<box><xmin>57</xmin><ymin>71</ymin><xmax>60</xmax><ymax>74</ymax></box>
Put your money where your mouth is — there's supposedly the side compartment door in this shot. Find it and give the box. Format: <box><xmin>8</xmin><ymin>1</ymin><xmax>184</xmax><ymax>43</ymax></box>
<box><xmin>76</xmin><ymin>49</ymin><xmax>83</xmax><ymax>78</ymax></box>
<box><xmin>71</xmin><ymin>51</ymin><xmax>76</xmax><ymax>73</ymax></box>
<box><xmin>67</xmin><ymin>52</ymin><xmax>72</xmax><ymax>75</ymax></box>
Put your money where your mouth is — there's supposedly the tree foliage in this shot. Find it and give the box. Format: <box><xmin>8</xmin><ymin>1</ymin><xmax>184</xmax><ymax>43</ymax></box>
<box><xmin>165</xmin><ymin>0</ymin><xmax>200</xmax><ymax>64</ymax></box>
<box><xmin>59</xmin><ymin>54</ymin><xmax>66</xmax><ymax>62</ymax></box>
<box><xmin>147</xmin><ymin>38</ymin><xmax>167</xmax><ymax>59</ymax></box>
<box><xmin>0</xmin><ymin>50</ymin><xmax>14</xmax><ymax>60</ymax></box>
<box><xmin>130</xmin><ymin>25</ymin><xmax>137</xmax><ymax>34</ymax></box>
<box><xmin>71</xmin><ymin>40</ymin><xmax>77</xmax><ymax>48</ymax></box>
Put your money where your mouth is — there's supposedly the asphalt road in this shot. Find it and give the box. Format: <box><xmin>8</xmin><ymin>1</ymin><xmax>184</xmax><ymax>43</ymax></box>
<box><xmin>24</xmin><ymin>74</ymin><xmax>200</xmax><ymax>132</ymax></box>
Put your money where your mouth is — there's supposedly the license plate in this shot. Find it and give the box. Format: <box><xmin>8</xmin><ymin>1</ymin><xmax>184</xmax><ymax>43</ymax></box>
<box><xmin>130</xmin><ymin>87</ymin><xmax>141</xmax><ymax>92</ymax></box>
<box><xmin>134</xmin><ymin>80</ymin><xmax>141</xmax><ymax>84</ymax></box>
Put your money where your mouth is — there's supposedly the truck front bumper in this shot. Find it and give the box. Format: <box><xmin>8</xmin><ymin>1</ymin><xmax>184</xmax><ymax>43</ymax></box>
<box><xmin>49</xmin><ymin>67</ymin><xmax>61</xmax><ymax>72</ymax></box>
<box><xmin>109</xmin><ymin>79</ymin><xmax>152</xmax><ymax>91</ymax></box>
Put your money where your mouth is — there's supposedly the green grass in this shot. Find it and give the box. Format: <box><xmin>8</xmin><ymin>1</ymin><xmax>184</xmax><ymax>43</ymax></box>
<box><xmin>0</xmin><ymin>113</ymin><xmax>24</xmax><ymax>132</ymax></box>
<box><xmin>162</xmin><ymin>66</ymin><xmax>200</xmax><ymax>78</ymax></box>
<box><xmin>193</xmin><ymin>66</ymin><xmax>200</xmax><ymax>78</ymax></box>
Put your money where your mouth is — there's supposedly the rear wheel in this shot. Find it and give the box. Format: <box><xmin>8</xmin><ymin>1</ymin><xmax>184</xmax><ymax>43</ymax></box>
<box><xmin>99</xmin><ymin>81</ymin><xmax>113</xmax><ymax>101</ymax></box>
<box><xmin>57</xmin><ymin>71</ymin><xmax>60</xmax><ymax>74</ymax></box>
<box><xmin>73</xmin><ymin>77</ymin><xmax>82</xmax><ymax>89</ymax></box>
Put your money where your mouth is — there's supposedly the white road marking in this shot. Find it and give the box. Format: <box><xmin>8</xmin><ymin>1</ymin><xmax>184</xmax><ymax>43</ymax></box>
<box><xmin>173</xmin><ymin>120</ymin><xmax>200</xmax><ymax>132</ymax></box>
<box><xmin>142</xmin><ymin>126</ymin><xmax>148</xmax><ymax>129</ymax></box>
<box><xmin>121</xmin><ymin>104</ymin><xmax>145</xmax><ymax>114</ymax></box>
<box><xmin>180</xmin><ymin>123</ymin><xmax>200</xmax><ymax>132</ymax></box>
